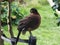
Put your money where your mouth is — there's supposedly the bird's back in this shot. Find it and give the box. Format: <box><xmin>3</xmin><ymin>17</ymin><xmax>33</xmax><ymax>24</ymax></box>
<box><xmin>17</xmin><ymin>13</ymin><xmax>41</xmax><ymax>32</ymax></box>
<box><xmin>26</xmin><ymin>14</ymin><xmax>41</xmax><ymax>30</ymax></box>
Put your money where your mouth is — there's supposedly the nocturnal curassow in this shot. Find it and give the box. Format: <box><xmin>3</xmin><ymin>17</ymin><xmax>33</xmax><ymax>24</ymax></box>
<box><xmin>16</xmin><ymin>8</ymin><xmax>41</xmax><ymax>44</ymax></box>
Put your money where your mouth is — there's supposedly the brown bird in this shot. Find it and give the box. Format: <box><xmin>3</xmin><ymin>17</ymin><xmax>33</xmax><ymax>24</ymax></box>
<box><xmin>16</xmin><ymin>8</ymin><xmax>41</xmax><ymax>44</ymax></box>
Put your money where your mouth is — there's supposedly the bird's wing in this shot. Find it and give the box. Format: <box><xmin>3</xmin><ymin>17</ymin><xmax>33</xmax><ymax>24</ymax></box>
<box><xmin>19</xmin><ymin>16</ymin><xmax>32</xmax><ymax>25</ymax></box>
<box><xmin>17</xmin><ymin>16</ymin><xmax>32</xmax><ymax>30</ymax></box>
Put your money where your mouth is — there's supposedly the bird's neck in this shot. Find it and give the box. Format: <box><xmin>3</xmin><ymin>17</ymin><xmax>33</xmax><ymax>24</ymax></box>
<box><xmin>31</xmin><ymin>13</ymin><xmax>39</xmax><ymax>15</ymax></box>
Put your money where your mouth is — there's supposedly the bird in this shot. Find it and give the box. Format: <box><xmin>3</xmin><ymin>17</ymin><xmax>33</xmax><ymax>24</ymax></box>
<box><xmin>16</xmin><ymin>8</ymin><xmax>41</xmax><ymax>44</ymax></box>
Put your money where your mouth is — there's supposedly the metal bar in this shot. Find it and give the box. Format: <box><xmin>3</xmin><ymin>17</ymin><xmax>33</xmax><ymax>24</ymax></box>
<box><xmin>1</xmin><ymin>35</ymin><xmax>37</xmax><ymax>45</ymax></box>
<box><xmin>1</xmin><ymin>36</ymin><xmax>11</xmax><ymax>44</ymax></box>
<box><xmin>1</xmin><ymin>36</ymin><xmax>29</xmax><ymax>43</ymax></box>
<box><xmin>11</xmin><ymin>37</ymin><xmax>29</xmax><ymax>43</ymax></box>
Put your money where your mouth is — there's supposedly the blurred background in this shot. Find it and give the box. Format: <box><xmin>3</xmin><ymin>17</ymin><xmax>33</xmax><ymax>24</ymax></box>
<box><xmin>0</xmin><ymin>0</ymin><xmax>60</xmax><ymax>45</ymax></box>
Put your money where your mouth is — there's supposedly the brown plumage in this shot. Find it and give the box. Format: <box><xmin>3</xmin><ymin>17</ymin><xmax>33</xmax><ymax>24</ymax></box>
<box><xmin>17</xmin><ymin>8</ymin><xmax>41</xmax><ymax>35</ymax></box>
<box><xmin>16</xmin><ymin>8</ymin><xmax>41</xmax><ymax>44</ymax></box>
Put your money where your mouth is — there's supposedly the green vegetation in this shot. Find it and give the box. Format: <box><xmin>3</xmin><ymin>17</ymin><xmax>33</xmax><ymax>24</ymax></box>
<box><xmin>1</xmin><ymin>2</ymin><xmax>24</xmax><ymax>25</ymax></box>
<box><xmin>1</xmin><ymin>0</ymin><xmax>60</xmax><ymax>45</ymax></box>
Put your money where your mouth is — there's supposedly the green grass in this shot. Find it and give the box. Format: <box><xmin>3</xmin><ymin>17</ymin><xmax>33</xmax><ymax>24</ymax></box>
<box><xmin>2</xmin><ymin>1</ymin><xmax>60</xmax><ymax>45</ymax></box>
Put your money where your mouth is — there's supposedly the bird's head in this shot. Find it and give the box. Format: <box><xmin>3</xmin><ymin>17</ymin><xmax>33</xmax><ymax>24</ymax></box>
<box><xmin>30</xmin><ymin>8</ymin><xmax>39</xmax><ymax>14</ymax></box>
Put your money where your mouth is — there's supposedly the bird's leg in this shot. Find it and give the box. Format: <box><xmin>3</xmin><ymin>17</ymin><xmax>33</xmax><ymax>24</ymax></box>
<box><xmin>28</xmin><ymin>28</ymin><xmax>33</xmax><ymax>36</ymax></box>
<box><xmin>29</xmin><ymin>31</ymin><xmax>33</xmax><ymax>36</ymax></box>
